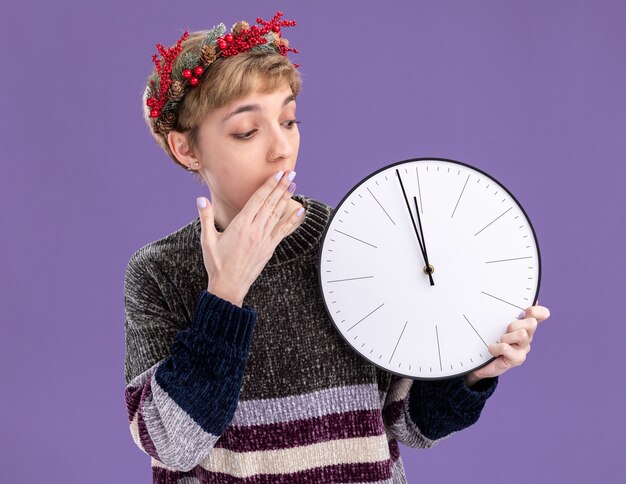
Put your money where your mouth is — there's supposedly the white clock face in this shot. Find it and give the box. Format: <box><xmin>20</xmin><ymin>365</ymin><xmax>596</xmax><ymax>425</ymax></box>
<box><xmin>317</xmin><ymin>158</ymin><xmax>541</xmax><ymax>380</ymax></box>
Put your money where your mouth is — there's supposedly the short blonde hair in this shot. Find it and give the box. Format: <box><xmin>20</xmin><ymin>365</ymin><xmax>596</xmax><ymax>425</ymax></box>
<box><xmin>142</xmin><ymin>31</ymin><xmax>303</xmax><ymax>184</ymax></box>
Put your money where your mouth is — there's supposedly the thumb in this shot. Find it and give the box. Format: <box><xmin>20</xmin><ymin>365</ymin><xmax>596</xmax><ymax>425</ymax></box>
<box><xmin>196</xmin><ymin>196</ymin><xmax>217</xmax><ymax>244</ymax></box>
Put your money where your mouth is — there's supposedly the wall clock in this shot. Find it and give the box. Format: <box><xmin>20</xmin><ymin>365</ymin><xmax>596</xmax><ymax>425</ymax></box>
<box><xmin>317</xmin><ymin>157</ymin><xmax>541</xmax><ymax>380</ymax></box>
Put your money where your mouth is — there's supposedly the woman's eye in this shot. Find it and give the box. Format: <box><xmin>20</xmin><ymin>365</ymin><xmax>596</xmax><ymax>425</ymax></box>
<box><xmin>284</xmin><ymin>119</ymin><xmax>301</xmax><ymax>129</ymax></box>
<box><xmin>232</xmin><ymin>120</ymin><xmax>301</xmax><ymax>141</ymax></box>
<box><xmin>233</xmin><ymin>129</ymin><xmax>256</xmax><ymax>141</ymax></box>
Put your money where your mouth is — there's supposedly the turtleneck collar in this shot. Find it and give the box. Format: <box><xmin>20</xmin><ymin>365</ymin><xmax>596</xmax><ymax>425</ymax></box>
<box><xmin>192</xmin><ymin>194</ymin><xmax>331</xmax><ymax>267</ymax></box>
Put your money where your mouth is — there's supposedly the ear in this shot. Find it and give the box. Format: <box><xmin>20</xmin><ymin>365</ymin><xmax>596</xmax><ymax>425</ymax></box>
<box><xmin>167</xmin><ymin>130</ymin><xmax>198</xmax><ymax>167</ymax></box>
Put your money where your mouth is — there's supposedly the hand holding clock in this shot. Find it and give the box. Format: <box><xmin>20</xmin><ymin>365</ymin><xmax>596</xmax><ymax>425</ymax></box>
<box><xmin>463</xmin><ymin>301</ymin><xmax>551</xmax><ymax>388</ymax></box>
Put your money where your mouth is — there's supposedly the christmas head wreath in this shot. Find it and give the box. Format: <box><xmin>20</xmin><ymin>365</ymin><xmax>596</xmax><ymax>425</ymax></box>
<box><xmin>144</xmin><ymin>10</ymin><xmax>300</xmax><ymax>136</ymax></box>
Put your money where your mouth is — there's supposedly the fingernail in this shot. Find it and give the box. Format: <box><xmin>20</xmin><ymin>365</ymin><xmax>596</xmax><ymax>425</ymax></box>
<box><xmin>197</xmin><ymin>197</ymin><xmax>207</xmax><ymax>209</ymax></box>
<box><xmin>297</xmin><ymin>207</ymin><xmax>304</xmax><ymax>217</ymax></box>
<box><xmin>517</xmin><ymin>310</ymin><xmax>526</xmax><ymax>319</ymax></box>
<box><xmin>275</xmin><ymin>170</ymin><xmax>284</xmax><ymax>181</ymax></box>
<box><xmin>288</xmin><ymin>182</ymin><xmax>297</xmax><ymax>193</ymax></box>
<box><xmin>287</xmin><ymin>170</ymin><xmax>297</xmax><ymax>181</ymax></box>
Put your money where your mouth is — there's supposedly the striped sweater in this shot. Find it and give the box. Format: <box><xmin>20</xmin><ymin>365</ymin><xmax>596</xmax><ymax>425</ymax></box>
<box><xmin>123</xmin><ymin>193</ymin><xmax>498</xmax><ymax>483</ymax></box>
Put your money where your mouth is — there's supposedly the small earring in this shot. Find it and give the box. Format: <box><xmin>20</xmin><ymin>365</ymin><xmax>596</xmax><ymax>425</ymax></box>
<box><xmin>187</xmin><ymin>161</ymin><xmax>200</xmax><ymax>172</ymax></box>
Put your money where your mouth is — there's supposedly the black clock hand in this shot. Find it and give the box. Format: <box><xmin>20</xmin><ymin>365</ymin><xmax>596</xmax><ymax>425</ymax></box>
<box><xmin>395</xmin><ymin>169</ymin><xmax>435</xmax><ymax>286</ymax></box>
<box><xmin>413</xmin><ymin>195</ymin><xmax>435</xmax><ymax>286</ymax></box>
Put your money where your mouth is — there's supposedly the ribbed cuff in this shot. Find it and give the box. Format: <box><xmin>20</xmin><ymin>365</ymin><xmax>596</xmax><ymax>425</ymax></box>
<box><xmin>191</xmin><ymin>289</ymin><xmax>257</xmax><ymax>352</ymax></box>
<box><xmin>443</xmin><ymin>375</ymin><xmax>499</xmax><ymax>413</ymax></box>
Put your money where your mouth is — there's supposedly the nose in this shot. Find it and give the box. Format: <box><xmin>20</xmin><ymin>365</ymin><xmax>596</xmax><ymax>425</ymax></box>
<box><xmin>268</xmin><ymin>123</ymin><xmax>294</xmax><ymax>162</ymax></box>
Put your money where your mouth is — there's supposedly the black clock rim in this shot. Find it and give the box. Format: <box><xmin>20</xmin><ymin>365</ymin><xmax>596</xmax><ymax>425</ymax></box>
<box><xmin>315</xmin><ymin>156</ymin><xmax>542</xmax><ymax>382</ymax></box>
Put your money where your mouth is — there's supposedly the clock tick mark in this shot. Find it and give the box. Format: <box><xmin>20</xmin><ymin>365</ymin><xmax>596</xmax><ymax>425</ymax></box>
<box><xmin>451</xmin><ymin>173</ymin><xmax>470</xmax><ymax>219</ymax></box>
<box><xmin>366</xmin><ymin>187</ymin><xmax>395</xmax><ymax>225</ymax></box>
<box><xmin>333</xmin><ymin>229</ymin><xmax>378</xmax><ymax>248</ymax></box>
<box><xmin>485</xmin><ymin>255</ymin><xmax>533</xmax><ymax>264</ymax></box>
<box><xmin>475</xmin><ymin>207</ymin><xmax>513</xmax><ymax>236</ymax></box>
<box><xmin>347</xmin><ymin>302</ymin><xmax>385</xmax><ymax>331</ymax></box>
<box><xmin>463</xmin><ymin>314</ymin><xmax>489</xmax><ymax>347</ymax></box>
<box><xmin>415</xmin><ymin>166</ymin><xmax>424</xmax><ymax>214</ymax></box>
<box><xmin>327</xmin><ymin>275</ymin><xmax>374</xmax><ymax>283</ymax></box>
<box><xmin>481</xmin><ymin>291</ymin><xmax>525</xmax><ymax>310</ymax></box>
<box><xmin>388</xmin><ymin>320</ymin><xmax>408</xmax><ymax>364</ymax></box>
<box><xmin>435</xmin><ymin>325</ymin><xmax>443</xmax><ymax>371</ymax></box>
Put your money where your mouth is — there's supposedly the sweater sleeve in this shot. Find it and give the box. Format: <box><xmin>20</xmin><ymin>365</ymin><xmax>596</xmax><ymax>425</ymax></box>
<box><xmin>381</xmin><ymin>372</ymin><xmax>498</xmax><ymax>448</ymax></box>
<box><xmin>123</xmin><ymin>251</ymin><xmax>257</xmax><ymax>472</ymax></box>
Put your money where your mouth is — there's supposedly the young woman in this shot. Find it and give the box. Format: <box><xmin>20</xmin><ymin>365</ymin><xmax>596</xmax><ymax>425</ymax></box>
<box><xmin>124</xmin><ymin>11</ymin><xmax>551</xmax><ymax>483</ymax></box>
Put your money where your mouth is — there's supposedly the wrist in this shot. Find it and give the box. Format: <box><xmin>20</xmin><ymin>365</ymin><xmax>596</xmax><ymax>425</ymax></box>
<box><xmin>464</xmin><ymin>373</ymin><xmax>482</xmax><ymax>389</ymax></box>
<box><xmin>207</xmin><ymin>283</ymin><xmax>244</xmax><ymax>308</ymax></box>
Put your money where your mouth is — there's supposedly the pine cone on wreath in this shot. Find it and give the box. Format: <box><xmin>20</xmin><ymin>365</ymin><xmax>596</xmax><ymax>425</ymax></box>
<box><xmin>155</xmin><ymin>112</ymin><xmax>177</xmax><ymax>135</ymax></box>
<box><xmin>166</xmin><ymin>80</ymin><xmax>185</xmax><ymax>103</ymax></box>
<box><xmin>200</xmin><ymin>44</ymin><xmax>218</xmax><ymax>65</ymax></box>
<box><xmin>272</xmin><ymin>37</ymin><xmax>289</xmax><ymax>48</ymax></box>
<box><xmin>232</xmin><ymin>21</ymin><xmax>249</xmax><ymax>36</ymax></box>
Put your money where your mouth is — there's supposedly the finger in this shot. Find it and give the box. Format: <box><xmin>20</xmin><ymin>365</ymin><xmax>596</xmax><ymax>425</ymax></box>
<box><xmin>196</xmin><ymin>196</ymin><xmax>217</xmax><ymax>247</ymax></box>
<box><xmin>500</xmin><ymin>327</ymin><xmax>531</xmax><ymax>349</ymax></box>
<box><xmin>506</xmin><ymin>318</ymin><xmax>538</xmax><ymax>342</ymax></box>
<box><xmin>522</xmin><ymin>304</ymin><xmax>551</xmax><ymax>324</ymax></box>
<box><xmin>239</xmin><ymin>170</ymin><xmax>288</xmax><ymax>226</ymax></box>
<box><xmin>488</xmin><ymin>342</ymin><xmax>526</xmax><ymax>367</ymax></box>
<box><xmin>263</xmin><ymin>180</ymin><xmax>296</xmax><ymax>235</ymax></box>
<box><xmin>251</xmin><ymin>170</ymin><xmax>296</xmax><ymax>230</ymax></box>
<box><xmin>270</xmin><ymin>203</ymin><xmax>305</xmax><ymax>244</ymax></box>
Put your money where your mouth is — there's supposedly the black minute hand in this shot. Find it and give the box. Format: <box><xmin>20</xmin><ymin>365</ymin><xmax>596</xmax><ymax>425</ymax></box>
<box><xmin>395</xmin><ymin>169</ymin><xmax>435</xmax><ymax>286</ymax></box>
<box><xmin>413</xmin><ymin>195</ymin><xmax>435</xmax><ymax>286</ymax></box>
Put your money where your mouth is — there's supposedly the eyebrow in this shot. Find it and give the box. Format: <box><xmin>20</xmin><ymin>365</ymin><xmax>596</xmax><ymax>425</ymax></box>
<box><xmin>222</xmin><ymin>94</ymin><xmax>296</xmax><ymax>123</ymax></box>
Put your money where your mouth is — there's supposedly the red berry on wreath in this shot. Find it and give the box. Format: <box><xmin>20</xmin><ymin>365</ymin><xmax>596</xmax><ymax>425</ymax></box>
<box><xmin>225</xmin><ymin>33</ymin><xmax>233</xmax><ymax>43</ymax></box>
<box><xmin>189</xmin><ymin>77</ymin><xmax>199</xmax><ymax>87</ymax></box>
<box><xmin>150</xmin><ymin>108</ymin><xmax>160</xmax><ymax>118</ymax></box>
<box><xmin>194</xmin><ymin>65</ymin><xmax>204</xmax><ymax>76</ymax></box>
<box><xmin>182</xmin><ymin>69</ymin><xmax>192</xmax><ymax>79</ymax></box>
<box><xmin>146</xmin><ymin>97</ymin><xmax>156</xmax><ymax>107</ymax></box>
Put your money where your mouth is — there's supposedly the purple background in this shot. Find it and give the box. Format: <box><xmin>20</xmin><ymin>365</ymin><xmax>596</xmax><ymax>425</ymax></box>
<box><xmin>1</xmin><ymin>1</ymin><xmax>624</xmax><ymax>482</ymax></box>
